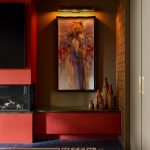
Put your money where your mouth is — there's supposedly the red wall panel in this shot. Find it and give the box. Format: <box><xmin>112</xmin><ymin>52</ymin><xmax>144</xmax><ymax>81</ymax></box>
<box><xmin>31</xmin><ymin>8</ymin><xmax>37</xmax><ymax>84</ymax></box>
<box><xmin>0</xmin><ymin>69</ymin><xmax>31</xmax><ymax>84</ymax></box>
<box><xmin>0</xmin><ymin>113</ymin><xmax>33</xmax><ymax>143</ymax></box>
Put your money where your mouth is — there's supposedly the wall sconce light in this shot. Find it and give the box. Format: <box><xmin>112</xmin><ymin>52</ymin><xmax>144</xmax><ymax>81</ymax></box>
<box><xmin>58</xmin><ymin>6</ymin><xmax>94</xmax><ymax>13</ymax></box>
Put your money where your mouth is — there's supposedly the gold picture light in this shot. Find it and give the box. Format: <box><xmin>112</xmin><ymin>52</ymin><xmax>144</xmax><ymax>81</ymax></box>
<box><xmin>58</xmin><ymin>6</ymin><xmax>94</xmax><ymax>13</ymax></box>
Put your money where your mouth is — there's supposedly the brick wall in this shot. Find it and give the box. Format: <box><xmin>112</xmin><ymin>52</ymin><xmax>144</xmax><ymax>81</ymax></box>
<box><xmin>116</xmin><ymin>0</ymin><xmax>125</xmax><ymax>147</ymax></box>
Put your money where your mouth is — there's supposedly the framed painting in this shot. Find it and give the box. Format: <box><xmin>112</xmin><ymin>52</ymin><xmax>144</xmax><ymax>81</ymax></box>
<box><xmin>58</xmin><ymin>17</ymin><xmax>95</xmax><ymax>91</ymax></box>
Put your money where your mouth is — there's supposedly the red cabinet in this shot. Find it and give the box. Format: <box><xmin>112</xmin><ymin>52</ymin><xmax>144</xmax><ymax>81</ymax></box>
<box><xmin>34</xmin><ymin>112</ymin><xmax>121</xmax><ymax>136</ymax></box>
<box><xmin>77</xmin><ymin>112</ymin><xmax>121</xmax><ymax>134</ymax></box>
<box><xmin>0</xmin><ymin>113</ymin><xmax>33</xmax><ymax>143</ymax></box>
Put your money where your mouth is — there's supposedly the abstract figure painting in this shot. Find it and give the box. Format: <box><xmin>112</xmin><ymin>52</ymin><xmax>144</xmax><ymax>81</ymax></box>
<box><xmin>58</xmin><ymin>17</ymin><xmax>95</xmax><ymax>91</ymax></box>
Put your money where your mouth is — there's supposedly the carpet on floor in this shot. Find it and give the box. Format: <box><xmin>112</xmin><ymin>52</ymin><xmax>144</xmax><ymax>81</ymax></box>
<box><xmin>0</xmin><ymin>139</ymin><xmax>123</xmax><ymax>150</ymax></box>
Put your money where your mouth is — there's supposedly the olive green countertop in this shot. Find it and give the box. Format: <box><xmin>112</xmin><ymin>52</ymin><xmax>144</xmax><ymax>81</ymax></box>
<box><xmin>35</xmin><ymin>106</ymin><xmax>120</xmax><ymax>112</ymax></box>
<box><xmin>0</xmin><ymin>106</ymin><xmax>120</xmax><ymax>113</ymax></box>
<box><xmin>0</xmin><ymin>111</ymin><xmax>33</xmax><ymax>113</ymax></box>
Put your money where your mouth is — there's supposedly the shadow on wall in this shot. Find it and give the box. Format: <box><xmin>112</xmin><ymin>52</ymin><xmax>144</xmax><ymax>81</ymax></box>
<box><xmin>95</xmin><ymin>18</ymin><xmax>104</xmax><ymax>91</ymax></box>
<box><xmin>37</xmin><ymin>17</ymin><xmax>57</xmax><ymax>108</ymax></box>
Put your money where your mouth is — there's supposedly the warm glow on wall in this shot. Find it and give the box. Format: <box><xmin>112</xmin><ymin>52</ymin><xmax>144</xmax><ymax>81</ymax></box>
<box><xmin>38</xmin><ymin>11</ymin><xmax>115</xmax><ymax>32</ymax></box>
<box><xmin>57</xmin><ymin>11</ymin><xmax>95</xmax><ymax>17</ymax></box>
<box><xmin>38</xmin><ymin>11</ymin><xmax>95</xmax><ymax>32</ymax></box>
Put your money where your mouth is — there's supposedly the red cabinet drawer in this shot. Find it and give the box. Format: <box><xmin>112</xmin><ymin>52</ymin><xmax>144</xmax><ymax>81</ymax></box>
<box><xmin>0</xmin><ymin>113</ymin><xmax>33</xmax><ymax>143</ymax></box>
<box><xmin>77</xmin><ymin>112</ymin><xmax>121</xmax><ymax>134</ymax></box>
<box><xmin>46</xmin><ymin>113</ymin><xmax>77</xmax><ymax>134</ymax></box>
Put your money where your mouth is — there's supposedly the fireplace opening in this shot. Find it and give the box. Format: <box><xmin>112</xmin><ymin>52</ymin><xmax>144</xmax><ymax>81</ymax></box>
<box><xmin>0</xmin><ymin>85</ymin><xmax>34</xmax><ymax>111</ymax></box>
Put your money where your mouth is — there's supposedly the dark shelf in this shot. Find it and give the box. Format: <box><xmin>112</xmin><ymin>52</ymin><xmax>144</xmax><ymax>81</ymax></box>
<box><xmin>35</xmin><ymin>106</ymin><xmax>120</xmax><ymax>112</ymax></box>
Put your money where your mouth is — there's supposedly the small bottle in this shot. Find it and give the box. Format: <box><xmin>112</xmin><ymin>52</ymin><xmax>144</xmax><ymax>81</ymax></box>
<box><xmin>88</xmin><ymin>100</ymin><xmax>94</xmax><ymax>111</ymax></box>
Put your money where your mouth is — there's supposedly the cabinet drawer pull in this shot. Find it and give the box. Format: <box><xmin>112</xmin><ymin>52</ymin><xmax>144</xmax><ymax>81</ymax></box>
<box><xmin>139</xmin><ymin>76</ymin><xmax>144</xmax><ymax>94</ymax></box>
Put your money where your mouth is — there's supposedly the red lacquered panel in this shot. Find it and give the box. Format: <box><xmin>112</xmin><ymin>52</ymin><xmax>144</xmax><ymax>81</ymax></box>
<box><xmin>31</xmin><ymin>8</ymin><xmax>37</xmax><ymax>84</ymax></box>
<box><xmin>34</xmin><ymin>112</ymin><xmax>121</xmax><ymax>135</ymax></box>
<box><xmin>0</xmin><ymin>113</ymin><xmax>33</xmax><ymax>143</ymax></box>
<box><xmin>46</xmin><ymin>113</ymin><xmax>77</xmax><ymax>134</ymax></box>
<box><xmin>0</xmin><ymin>69</ymin><xmax>31</xmax><ymax>84</ymax></box>
<box><xmin>77</xmin><ymin>112</ymin><xmax>121</xmax><ymax>134</ymax></box>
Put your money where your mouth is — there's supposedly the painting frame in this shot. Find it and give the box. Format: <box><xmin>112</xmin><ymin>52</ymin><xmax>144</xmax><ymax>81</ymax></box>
<box><xmin>57</xmin><ymin>16</ymin><xmax>96</xmax><ymax>91</ymax></box>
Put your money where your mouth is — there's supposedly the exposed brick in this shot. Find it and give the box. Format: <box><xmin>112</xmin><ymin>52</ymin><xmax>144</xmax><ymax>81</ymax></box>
<box><xmin>116</xmin><ymin>0</ymin><xmax>126</xmax><ymax>147</ymax></box>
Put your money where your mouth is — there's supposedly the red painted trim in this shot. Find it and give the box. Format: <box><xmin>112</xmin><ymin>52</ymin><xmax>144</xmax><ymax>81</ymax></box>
<box><xmin>0</xmin><ymin>113</ymin><xmax>33</xmax><ymax>143</ymax></box>
<box><xmin>31</xmin><ymin>0</ymin><xmax>37</xmax><ymax>84</ymax></box>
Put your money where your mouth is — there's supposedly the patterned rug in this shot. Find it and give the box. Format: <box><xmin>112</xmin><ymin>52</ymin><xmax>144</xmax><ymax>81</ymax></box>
<box><xmin>0</xmin><ymin>139</ymin><xmax>123</xmax><ymax>150</ymax></box>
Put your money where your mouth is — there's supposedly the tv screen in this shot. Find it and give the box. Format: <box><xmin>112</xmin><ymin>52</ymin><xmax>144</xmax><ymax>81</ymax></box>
<box><xmin>0</xmin><ymin>3</ymin><xmax>25</xmax><ymax>68</ymax></box>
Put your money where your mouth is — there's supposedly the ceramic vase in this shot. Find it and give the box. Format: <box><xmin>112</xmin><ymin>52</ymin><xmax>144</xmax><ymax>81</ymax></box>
<box><xmin>96</xmin><ymin>89</ymin><xmax>104</xmax><ymax>110</ymax></box>
<box><xmin>102</xmin><ymin>78</ymin><xmax>109</xmax><ymax>108</ymax></box>
<box><xmin>88</xmin><ymin>100</ymin><xmax>94</xmax><ymax>111</ymax></box>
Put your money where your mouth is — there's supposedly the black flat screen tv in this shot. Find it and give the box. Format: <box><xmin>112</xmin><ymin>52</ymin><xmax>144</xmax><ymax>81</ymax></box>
<box><xmin>0</xmin><ymin>3</ymin><xmax>25</xmax><ymax>68</ymax></box>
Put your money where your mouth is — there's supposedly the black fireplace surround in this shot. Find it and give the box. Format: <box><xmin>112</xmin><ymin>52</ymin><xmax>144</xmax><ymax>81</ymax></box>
<box><xmin>0</xmin><ymin>85</ymin><xmax>34</xmax><ymax>111</ymax></box>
